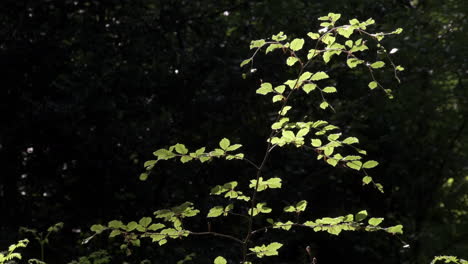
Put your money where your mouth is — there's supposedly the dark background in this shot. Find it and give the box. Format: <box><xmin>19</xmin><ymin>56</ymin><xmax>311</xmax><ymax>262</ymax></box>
<box><xmin>0</xmin><ymin>0</ymin><xmax>467</xmax><ymax>263</ymax></box>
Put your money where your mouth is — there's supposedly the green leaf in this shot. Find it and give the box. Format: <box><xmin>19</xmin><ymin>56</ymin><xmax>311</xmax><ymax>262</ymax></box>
<box><xmin>368</xmin><ymin>81</ymin><xmax>378</xmax><ymax>90</ymax></box>
<box><xmin>90</xmin><ymin>224</ymin><xmax>106</xmax><ymax>234</ymax></box>
<box><xmin>256</xmin><ymin>82</ymin><xmax>273</xmax><ymax>95</ymax></box>
<box><xmin>286</xmin><ymin>56</ymin><xmax>299</xmax><ymax>66</ymax></box>
<box><xmin>207</xmin><ymin>206</ymin><xmax>224</xmax><ymax>218</ymax></box>
<box><xmin>139</xmin><ymin>217</ymin><xmax>152</xmax><ymax>228</ymax></box>
<box><xmin>346</xmin><ymin>58</ymin><xmax>364</xmax><ymax>68</ymax></box>
<box><xmin>266</xmin><ymin>43</ymin><xmax>283</xmax><ymax>54</ymax></box>
<box><xmin>345</xmin><ymin>40</ymin><xmax>353</xmax><ymax>48</ymax></box>
<box><xmin>296</xmin><ymin>128</ymin><xmax>309</xmax><ymax>138</ymax></box>
<box><xmin>349</xmin><ymin>18</ymin><xmax>360</xmax><ymax>25</ymax></box>
<box><xmin>139</xmin><ymin>172</ymin><xmax>149</xmax><ymax>181</ymax></box>
<box><xmin>148</xmin><ymin>223</ymin><xmax>165</xmax><ymax>231</ymax></box>
<box><xmin>337</xmin><ymin>26</ymin><xmax>354</xmax><ymax>38</ymax></box>
<box><xmin>321</xmin><ymin>34</ymin><xmax>336</xmax><ymax>45</ymax></box>
<box><xmin>214</xmin><ymin>256</ymin><xmax>227</xmax><ymax>264</ymax></box>
<box><xmin>328</xmin><ymin>12</ymin><xmax>341</xmax><ymax>22</ymax></box>
<box><xmin>227</xmin><ymin>144</ymin><xmax>242</xmax><ymax>151</ymax></box>
<box><xmin>250</xmin><ymin>39</ymin><xmax>266</xmax><ymax>49</ymax></box>
<box><xmin>284</xmin><ymin>205</ymin><xmax>295</xmax><ymax>212</ymax></box>
<box><xmin>282</xmin><ymin>130</ymin><xmax>295</xmax><ymax>141</ymax></box>
<box><xmin>144</xmin><ymin>160</ymin><xmax>157</xmax><ymax>169</ymax></box>
<box><xmin>363</xmin><ymin>160</ymin><xmax>379</xmax><ymax>169</ymax></box>
<box><xmin>311</xmin><ymin>139</ymin><xmax>322</xmax><ymax>147</ymax></box>
<box><xmin>299</xmin><ymin>72</ymin><xmax>312</xmax><ymax>82</ymax></box>
<box><xmin>279</xmin><ymin>106</ymin><xmax>292</xmax><ymax>116</ymax></box>
<box><xmin>368</xmin><ymin>217</ymin><xmax>384</xmax><ymax>226</ymax></box>
<box><xmin>393</xmin><ymin>28</ymin><xmax>403</xmax><ymax>34</ymax></box>
<box><xmin>370</xmin><ymin>61</ymin><xmax>385</xmax><ymax>69</ymax></box>
<box><xmin>355</xmin><ymin>210</ymin><xmax>368</xmax><ymax>222</ymax></box>
<box><xmin>249</xmin><ymin>242</ymin><xmax>283</xmax><ymax>258</ymax></box>
<box><xmin>324</xmin><ymin>146</ymin><xmax>334</xmax><ymax>156</ymax></box>
<box><xmin>376</xmin><ymin>183</ymin><xmax>384</xmax><ymax>193</ymax></box>
<box><xmin>296</xmin><ymin>200</ymin><xmax>308</xmax><ymax>211</ymax></box>
<box><xmin>396</xmin><ymin>65</ymin><xmax>405</xmax><ymax>71</ymax></box>
<box><xmin>342</xmin><ymin>137</ymin><xmax>359</xmax><ymax>144</ymax></box>
<box><xmin>322</xmin><ymin>86</ymin><xmax>337</xmax><ymax>93</ymax></box>
<box><xmin>290</xmin><ymin>38</ymin><xmax>305</xmax><ymax>51</ymax></box>
<box><xmin>175</xmin><ymin>144</ymin><xmax>188</xmax><ymax>154</ymax></box>
<box><xmin>307</xmin><ymin>49</ymin><xmax>320</xmax><ymax>59</ymax></box>
<box><xmin>108</xmin><ymin>220</ymin><xmax>124</xmax><ymax>229</ymax></box>
<box><xmin>303</xmin><ymin>83</ymin><xmax>317</xmax><ymax>94</ymax></box>
<box><xmin>318</xmin><ymin>15</ymin><xmax>329</xmax><ymax>21</ymax></box>
<box><xmin>272</xmin><ymin>95</ymin><xmax>284</xmax><ymax>103</ymax></box>
<box><xmin>272</xmin><ymin>31</ymin><xmax>287</xmax><ymax>41</ymax></box>
<box><xmin>274</xmin><ymin>85</ymin><xmax>286</xmax><ymax>94</ymax></box>
<box><xmin>311</xmin><ymin>71</ymin><xmax>329</xmax><ymax>81</ymax></box>
<box><xmin>307</xmin><ymin>32</ymin><xmax>320</xmax><ymax>39</ymax></box>
<box><xmin>180</xmin><ymin>156</ymin><xmax>193</xmax><ymax>163</ymax></box>
<box><xmin>109</xmin><ymin>230</ymin><xmax>121</xmax><ymax>238</ymax></box>
<box><xmin>386</xmin><ymin>224</ymin><xmax>403</xmax><ymax>234</ymax></box>
<box><xmin>126</xmin><ymin>221</ymin><xmax>139</xmax><ymax>231</ymax></box>
<box><xmin>328</xmin><ymin>133</ymin><xmax>341</xmax><ymax>141</ymax></box>
<box><xmin>240</xmin><ymin>59</ymin><xmax>251</xmax><ymax>67</ymax></box>
<box><xmin>219</xmin><ymin>138</ymin><xmax>230</xmax><ymax>150</ymax></box>
<box><xmin>284</xmin><ymin>79</ymin><xmax>298</xmax><ymax>89</ymax></box>
<box><xmin>326</xmin><ymin>158</ymin><xmax>339</xmax><ymax>167</ymax></box>
<box><xmin>319</xmin><ymin>101</ymin><xmax>329</xmax><ymax>109</ymax></box>
<box><xmin>362</xmin><ymin>176</ymin><xmax>372</xmax><ymax>185</ymax></box>
<box><xmin>346</xmin><ymin>161</ymin><xmax>362</xmax><ymax>170</ymax></box>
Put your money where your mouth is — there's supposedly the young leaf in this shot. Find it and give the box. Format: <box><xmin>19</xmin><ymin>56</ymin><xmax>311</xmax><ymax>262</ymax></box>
<box><xmin>337</xmin><ymin>26</ymin><xmax>354</xmax><ymax>38</ymax></box>
<box><xmin>368</xmin><ymin>81</ymin><xmax>378</xmax><ymax>90</ymax></box>
<box><xmin>311</xmin><ymin>138</ymin><xmax>322</xmax><ymax>147</ymax></box>
<box><xmin>362</xmin><ymin>176</ymin><xmax>372</xmax><ymax>185</ymax></box>
<box><xmin>368</xmin><ymin>217</ymin><xmax>384</xmax><ymax>226</ymax></box>
<box><xmin>139</xmin><ymin>217</ymin><xmax>152</xmax><ymax>228</ymax></box>
<box><xmin>370</xmin><ymin>61</ymin><xmax>385</xmax><ymax>69</ymax></box>
<box><xmin>347</xmin><ymin>58</ymin><xmax>364</xmax><ymax>68</ymax></box>
<box><xmin>346</xmin><ymin>160</ymin><xmax>362</xmax><ymax>170</ymax></box>
<box><xmin>175</xmin><ymin>144</ymin><xmax>188</xmax><ymax>154</ymax></box>
<box><xmin>272</xmin><ymin>31</ymin><xmax>287</xmax><ymax>41</ymax></box>
<box><xmin>307</xmin><ymin>32</ymin><xmax>320</xmax><ymax>39</ymax></box>
<box><xmin>307</xmin><ymin>49</ymin><xmax>320</xmax><ymax>59</ymax></box>
<box><xmin>363</xmin><ymin>160</ymin><xmax>379</xmax><ymax>169</ymax></box>
<box><xmin>214</xmin><ymin>256</ymin><xmax>227</xmax><ymax>264</ymax></box>
<box><xmin>207</xmin><ymin>206</ymin><xmax>224</xmax><ymax>218</ymax></box>
<box><xmin>386</xmin><ymin>224</ymin><xmax>403</xmax><ymax>234</ymax></box>
<box><xmin>274</xmin><ymin>85</ymin><xmax>286</xmax><ymax>94</ymax></box>
<box><xmin>319</xmin><ymin>101</ymin><xmax>329</xmax><ymax>109</ymax></box>
<box><xmin>240</xmin><ymin>59</ymin><xmax>251</xmax><ymax>67</ymax></box>
<box><xmin>342</xmin><ymin>137</ymin><xmax>359</xmax><ymax>144</ymax></box>
<box><xmin>290</xmin><ymin>38</ymin><xmax>305</xmax><ymax>51</ymax></box>
<box><xmin>256</xmin><ymin>83</ymin><xmax>273</xmax><ymax>95</ymax></box>
<box><xmin>322</xmin><ymin>86</ymin><xmax>337</xmax><ymax>93</ymax></box>
<box><xmin>311</xmin><ymin>71</ymin><xmax>329</xmax><ymax>81</ymax></box>
<box><xmin>250</xmin><ymin>39</ymin><xmax>266</xmax><ymax>49</ymax></box>
<box><xmin>286</xmin><ymin>56</ymin><xmax>299</xmax><ymax>66</ymax></box>
<box><xmin>303</xmin><ymin>83</ymin><xmax>317</xmax><ymax>94</ymax></box>
<box><xmin>266</xmin><ymin>43</ymin><xmax>283</xmax><ymax>54</ymax></box>
<box><xmin>355</xmin><ymin>210</ymin><xmax>368</xmax><ymax>222</ymax></box>
<box><xmin>219</xmin><ymin>138</ymin><xmax>230</xmax><ymax>150</ymax></box>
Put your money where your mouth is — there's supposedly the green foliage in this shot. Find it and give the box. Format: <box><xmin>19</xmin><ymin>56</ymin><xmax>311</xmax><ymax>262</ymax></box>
<box><xmin>431</xmin><ymin>256</ymin><xmax>468</xmax><ymax>264</ymax></box>
<box><xmin>86</xmin><ymin>13</ymin><xmax>406</xmax><ymax>263</ymax></box>
<box><xmin>0</xmin><ymin>239</ymin><xmax>29</xmax><ymax>264</ymax></box>
<box><xmin>19</xmin><ymin>222</ymin><xmax>63</xmax><ymax>262</ymax></box>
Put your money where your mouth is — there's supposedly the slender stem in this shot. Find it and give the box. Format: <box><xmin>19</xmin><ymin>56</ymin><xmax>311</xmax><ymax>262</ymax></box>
<box><xmin>40</xmin><ymin>241</ymin><xmax>45</xmax><ymax>261</ymax></box>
